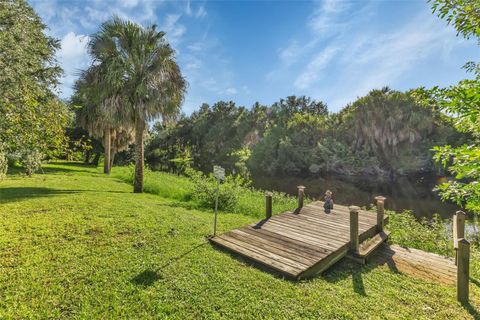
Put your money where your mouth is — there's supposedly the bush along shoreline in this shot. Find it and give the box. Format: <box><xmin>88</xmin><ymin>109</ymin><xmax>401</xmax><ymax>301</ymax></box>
<box><xmin>112</xmin><ymin>165</ymin><xmax>305</xmax><ymax>218</ymax></box>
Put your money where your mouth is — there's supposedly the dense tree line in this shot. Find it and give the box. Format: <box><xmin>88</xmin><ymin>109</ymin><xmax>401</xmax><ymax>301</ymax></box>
<box><xmin>0</xmin><ymin>0</ymin><xmax>70</xmax><ymax>176</ymax></box>
<box><xmin>145</xmin><ymin>89</ymin><xmax>465</xmax><ymax>180</ymax></box>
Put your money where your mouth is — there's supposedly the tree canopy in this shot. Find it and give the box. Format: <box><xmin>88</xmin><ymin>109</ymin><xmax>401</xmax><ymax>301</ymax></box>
<box><xmin>0</xmin><ymin>0</ymin><xmax>69</xmax><ymax>164</ymax></box>
<box><xmin>85</xmin><ymin>16</ymin><xmax>187</xmax><ymax>192</ymax></box>
<box><xmin>424</xmin><ymin>0</ymin><xmax>480</xmax><ymax>213</ymax></box>
<box><xmin>145</xmin><ymin>92</ymin><xmax>461</xmax><ymax>179</ymax></box>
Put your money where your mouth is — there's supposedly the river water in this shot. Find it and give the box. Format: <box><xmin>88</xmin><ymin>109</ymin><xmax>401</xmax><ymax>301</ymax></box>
<box><xmin>252</xmin><ymin>174</ymin><xmax>462</xmax><ymax>220</ymax></box>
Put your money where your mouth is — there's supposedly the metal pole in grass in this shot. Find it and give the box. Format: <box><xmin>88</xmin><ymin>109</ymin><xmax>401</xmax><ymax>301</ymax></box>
<box><xmin>213</xmin><ymin>165</ymin><xmax>225</xmax><ymax>237</ymax></box>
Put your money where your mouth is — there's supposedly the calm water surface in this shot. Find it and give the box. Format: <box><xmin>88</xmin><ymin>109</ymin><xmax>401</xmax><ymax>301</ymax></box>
<box><xmin>252</xmin><ymin>174</ymin><xmax>462</xmax><ymax>220</ymax></box>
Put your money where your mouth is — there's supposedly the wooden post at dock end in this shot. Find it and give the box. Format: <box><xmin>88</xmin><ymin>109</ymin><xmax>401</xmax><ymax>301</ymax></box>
<box><xmin>454</xmin><ymin>211</ymin><xmax>466</xmax><ymax>247</ymax></box>
<box><xmin>297</xmin><ymin>186</ymin><xmax>306</xmax><ymax>210</ymax></box>
<box><xmin>454</xmin><ymin>211</ymin><xmax>466</xmax><ymax>265</ymax></box>
<box><xmin>349</xmin><ymin>206</ymin><xmax>360</xmax><ymax>254</ymax></box>
<box><xmin>457</xmin><ymin>238</ymin><xmax>470</xmax><ymax>304</ymax></box>
<box><xmin>265</xmin><ymin>192</ymin><xmax>273</xmax><ymax>219</ymax></box>
<box><xmin>374</xmin><ymin>196</ymin><xmax>386</xmax><ymax>232</ymax></box>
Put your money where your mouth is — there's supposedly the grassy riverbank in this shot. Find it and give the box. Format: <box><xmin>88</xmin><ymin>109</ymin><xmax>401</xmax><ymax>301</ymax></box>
<box><xmin>0</xmin><ymin>162</ymin><xmax>479</xmax><ymax>319</ymax></box>
<box><xmin>111</xmin><ymin>165</ymin><xmax>300</xmax><ymax>219</ymax></box>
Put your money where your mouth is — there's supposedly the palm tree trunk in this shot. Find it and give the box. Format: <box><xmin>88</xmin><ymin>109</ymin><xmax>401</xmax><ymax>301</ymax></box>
<box><xmin>108</xmin><ymin>128</ymin><xmax>115</xmax><ymax>172</ymax></box>
<box><xmin>104</xmin><ymin>128</ymin><xmax>111</xmax><ymax>174</ymax></box>
<box><xmin>134</xmin><ymin>119</ymin><xmax>145</xmax><ymax>193</ymax></box>
<box><xmin>110</xmin><ymin>149</ymin><xmax>116</xmax><ymax>171</ymax></box>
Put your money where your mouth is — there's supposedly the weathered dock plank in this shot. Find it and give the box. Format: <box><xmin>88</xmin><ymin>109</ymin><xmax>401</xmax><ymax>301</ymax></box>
<box><xmin>210</xmin><ymin>201</ymin><xmax>381</xmax><ymax>279</ymax></box>
<box><xmin>371</xmin><ymin>243</ymin><xmax>457</xmax><ymax>285</ymax></box>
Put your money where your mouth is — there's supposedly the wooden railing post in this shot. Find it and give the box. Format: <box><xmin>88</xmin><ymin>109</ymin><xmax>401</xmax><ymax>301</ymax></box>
<box><xmin>265</xmin><ymin>192</ymin><xmax>273</xmax><ymax>219</ymax></box>
<box><xmin>349</xmin><ymin>206</ymin><xmax>360</xmax><ymax>254</ymax></box>
<box><xmin>457</xmin><ymin>238</ymin><xmax>470</xmax><ymax>304</ymax></box>
<box><xmin>374</xmin><ymin>196</ymin><xmax>386</xmax><ymax>232</ymax></box>
<box><xmin>454</xmin><ymin>211</ymin><xmax>466</xmax><ymax>265</ymax></box>
<box><xmin>297</xmin><ymin>186</ymin><xmax>305</xmax><ymax>210</ymax></box>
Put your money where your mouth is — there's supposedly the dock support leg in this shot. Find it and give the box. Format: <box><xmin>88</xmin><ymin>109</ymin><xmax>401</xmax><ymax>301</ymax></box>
<box><xmin>457</xmin><ymin>238</ymin><xmax>470</xmax><ymax>304</ymax></box>
<box><xmin>349</xmin><ymin>206</ymin><xmax>360</xmax><ymax>254</ymax></box>
<box><xmin>374</xmin><ymin>196</ymin><xmax>386</xmax><ymax>232</ymax></box>
<box><xmin>454</xmin><ymin>211</ymin><xmax>466</xmax><ymax>265</ymax></box>
<box><xmin>297</xmin><ymin>186</ymin><xmax>305</xmax><ymax>210</ymax></box>
<box><xmin>265</xmin><ymin>192</ymin><xmax>272</xmax><ymax>219</ymax></box>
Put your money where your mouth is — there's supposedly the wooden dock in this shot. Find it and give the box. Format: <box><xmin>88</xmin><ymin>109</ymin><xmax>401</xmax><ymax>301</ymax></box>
<box><xmin>372</xmin><ymin>244</ymin><xmax>457</xmax><ymax>285</ymax></box>
<box><xmin>211</xmin><ymin>197</ymin><xmax>473</xmax><ymax>303</ymax></box>
<box><xmin>211</xmin><ymin>201</ymin><xmax>386</xmax><ymax>279</ymax></box>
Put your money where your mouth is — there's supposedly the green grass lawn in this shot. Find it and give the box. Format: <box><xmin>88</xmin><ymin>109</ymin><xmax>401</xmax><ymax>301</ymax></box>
<box><xmin>1</xmin><ymin>162</ymin><xmax>479</xmax><ymax>319</ymax></box>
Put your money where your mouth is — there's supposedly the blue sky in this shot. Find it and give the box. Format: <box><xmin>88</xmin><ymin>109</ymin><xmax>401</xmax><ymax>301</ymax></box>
<box><xmin>31</xmin><ymin>0</ymin><xmax>479</xmax><ymax>114</ymax></box>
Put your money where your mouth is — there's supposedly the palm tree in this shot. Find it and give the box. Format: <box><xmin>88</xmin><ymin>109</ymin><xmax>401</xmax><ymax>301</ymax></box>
<box><xmin>73</xmin><ymin>67</ymin><xmax>134</xmax><ymax>174</ymax></box>
<box><xmin>343</xmin><ymin>88</ymin><xmax>434</xmax><ymax>168</ymax></box>
<box><xmin>89</xmin><ymin>17</ymin><xmax>186</xmax><ymax>192</ymax></box>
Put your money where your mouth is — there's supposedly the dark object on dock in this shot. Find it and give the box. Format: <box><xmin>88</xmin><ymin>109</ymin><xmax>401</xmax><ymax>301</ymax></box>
<box><xmin>297</xmin><ymin>185</ymin><xmax>305</xmax><ymax>209</ymax></box>
<box><xmin>323</xmin><ymin>190</ymin><xmax>333</xmax><ymax>213</ymax></box>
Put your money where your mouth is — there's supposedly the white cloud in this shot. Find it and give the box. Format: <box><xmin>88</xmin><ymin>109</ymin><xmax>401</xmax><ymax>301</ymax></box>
<box><xmin>294</xmin><ymin>46</ymin><xmax>338</xmax><ymax>89</ymax></box>
<box><xmin>278</xmin><ymin>41</ymin><xmax>313</xmax><ymax>66</ymax></box>
<box><xmin>308</xmin><ymin>0</ymin><xmax>350</xmax><ymax>33</ymax></box>
<box><xmin>330</xmin><ymin>11</ymin><xmax>472</xmax><ymax>111</ymax></box>
<box><xmin>57</xmin><ymin>32</ymin><xmax>91</xmax><ymax>97</ymax></box>
<box><xmin>58</xmin><ymin>32</ymin><xmax>90</xmax><ymax>60</ymax></box>
<box><xmin>185</xmin><ymin>0</ymin><xmax>192</xmax><ymax>16</ymax></box>
<box><xmin>224</xmin><ymin>87</ymin><xmax>238</xmax><ymax>95</ymax></box>
<box><xmin>268</xmin><ymin>0</ymin><xmax>472</xmax><ymax>111</ymax></box>
<box><xmin>196</xmin><ymin>6</ymin><xmax>207</xmax><ymax>19</ymax></box>
<box><xmin>121</xmin><ymin>0</ymin><xmax>140</xmax><ymax>8</ymax></box>
<box><xmin>184</xmin><ymin>1</ymin><xmax>206</xmax><ymax>19</ymax></box>
<box><xmin>184</xmin><ymin>57</ymin><xmax>203</xmax><ymax>70</ymax></box>
<box><xmin>31</xmin><ymin>0</ymin><xmax>222</xmax><ymax>106</ymax></box>
<box><xmin>187</xmin><ymin>42</ymin><xmax>205</xmax><ymax>52</ymax></box>
<box><xmin>267</xmin><ymin>0</ymin><xmax>353</xmax><ymax>82</ymax></box>
<box><xmin>161</xmin><ymin>14</ymin><xmax>187</xmax><ymax>46</ymax></box>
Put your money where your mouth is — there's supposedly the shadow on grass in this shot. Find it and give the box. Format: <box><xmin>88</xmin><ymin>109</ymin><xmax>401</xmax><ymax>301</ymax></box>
<box><xmin>463</xmin><ymin>302</ymin><xmax>480</xmax><ymax>320</ymax></box>
<box><xmin>131</xmin><ymin>242</ymin><xmax>207</xmax><ymax>288</ymax></box>
<box><xmin>0</xmin><ymin>187</ymin><xmax>81</xmax><ymax>203</ymax></box>
<box><xmin>209</xmin><ymin>242</ymin><xmax>300</xmax><ymax>281</ymax></box>
<box><xmin>41</xmin><ymin>167</ymin><xmax>97</xmax><ymax>175</ymax></box>
<box><xmin>323</xmin><ymin>259</ymin><xmax>372</xmax><ymax>296</ymax></box>
<box><xmin>131</xmin><ymin>270</ymin><xmax>163</xmax><ymax>287</ymax></box>
<box><xmin>159</xmin><ymin>200</ymin><xmax>265</xmax><ymax>221</ymax></box>
<box><xmin>0</xmin><ymin>187</ymin><xmax>131</xmax><ymax>204</ymax></box>
<box><xmin>471</xmin><ymin>277</ymin><xmax>480</xmax><ymax>288</ymax></box>
<box><xmin>8</xmin><ymin>162</ymin><xmax>98</xmax><ymax>176</ymax></box>
<box><xmin>464</xmin><ymin>278</ymin><xmax>480</xmax><ymax>319</ymax></box>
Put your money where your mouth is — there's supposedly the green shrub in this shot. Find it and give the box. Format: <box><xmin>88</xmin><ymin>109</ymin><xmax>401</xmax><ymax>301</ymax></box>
<box><xmin>186</xmin><ymin>168</ymin><xmax>240</xmax><ymax>211</ymax></box>
<box><xmin>0</xmin><ymin>150</ymin><xmax>7</xmax><ymax>180</ymax></box>
<box><xmin>20</xmin><ymin>149</ymin><xmax>43</xmax><ymax>177</ymax></box>
<box><xmin>387</xmin><ymin>210</ymin><xmax>452</xmax><ymax>256</ymax></box>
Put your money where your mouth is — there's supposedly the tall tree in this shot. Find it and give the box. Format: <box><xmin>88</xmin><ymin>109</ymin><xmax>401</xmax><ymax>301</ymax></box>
<box><xmin>88</xmin><ymin>17</ymin><xmax>186</xmax><ymax>192</ymax></box>
<box><xmin>72</xmin><ymin>68</ymin><xmax>134</xmax><ymax>173</ymax></box>
<box><xmin>425</xmin><ymin>0</ymin><xmax>480</xmax><ymax>213</ymax></box>
<box><xmin>0</xmin><ymin>0</ymin><xmax>68</xmax><ymax>165</ymax></box>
